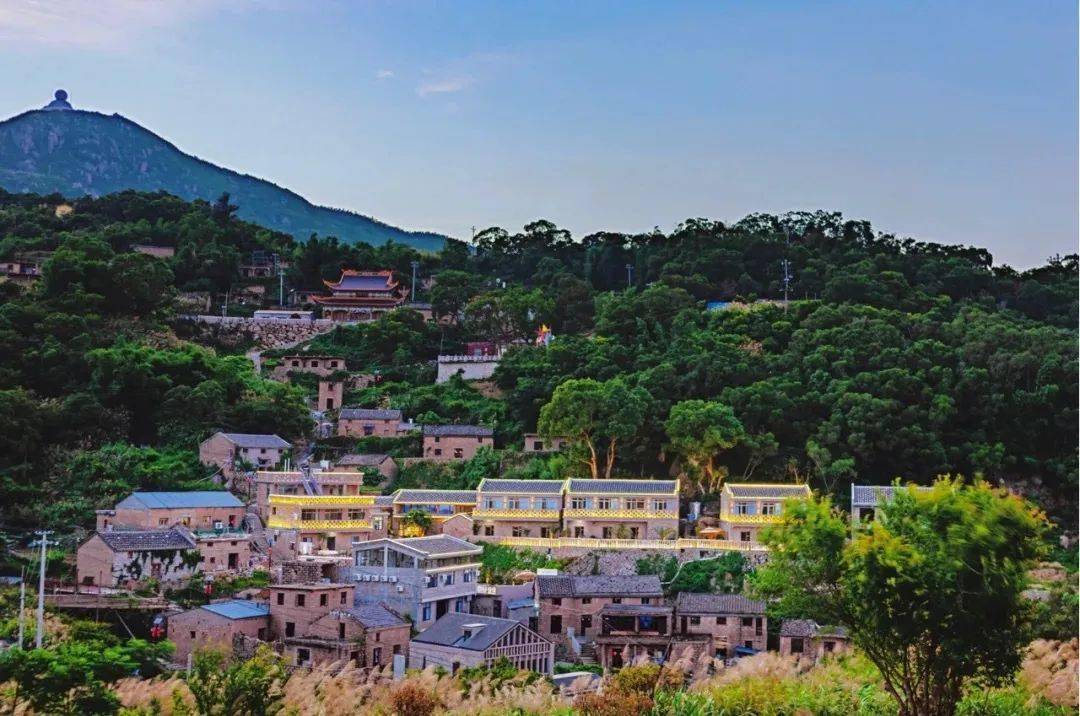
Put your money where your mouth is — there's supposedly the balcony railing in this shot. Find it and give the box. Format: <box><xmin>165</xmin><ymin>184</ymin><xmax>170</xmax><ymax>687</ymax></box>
<box><xmin>721</xmin><ymin>512</ymin><xmax>783</xmax><ymax>524</ymax></box>
<box><xmin>488</xmin><ymin>536</ymin><xmax>768</xmax><ymax>552</ymax></box>
<box><xmin>266</xmin><ymin>516</ymin><xmax>373</xmax><ymax>531</ymax></box>
<box><xmin>563</xmin><ymin>508</ymin><xmax>678</xmax><ymax>520</ymax></box>
<box><xmin>269</xmin><ymin>495</ymin><xmax>376</xmax><ymax>506</ymax></box>
<box><xmin>472</xmin><ymin>508</ymin><xmax>561</xmax><ymax>520</ymax></box>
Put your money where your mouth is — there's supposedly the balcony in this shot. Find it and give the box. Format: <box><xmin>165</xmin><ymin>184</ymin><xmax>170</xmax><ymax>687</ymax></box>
<box><xmin>563</xmin><ymin>508</ymin><xmax>678</xmax><ymax>521</ymax></box>
<box><xmin>269</xmin><ymin>495</ymin><xmax>376</xmax><ymax>507</ymax></box>
<box><xmin>488</xmin><ymin>536</ymin><xmax>768</xmax><ymax>552</ymax></box>
<box><xmin>266</xmin><ymin>516</ymin><xmax>373</xmax><ymax>531</ymax></box>
<box><xmin>472</xmin><ymin>508</ymin><xmax>561</xmax><ymax>521</ymax></box>
<box><xmin>721</xmin><ymin>512</ymin><xmax>783</xmax><ymax>524</ymax></box>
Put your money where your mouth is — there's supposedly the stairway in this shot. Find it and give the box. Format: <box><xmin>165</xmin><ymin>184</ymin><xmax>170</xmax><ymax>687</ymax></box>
<box><xmin>579</xmin><ymin>641</ymin><xmax>598</xmax><ymax>666</ymax></box>
<box><xmin>244</xmin><ymin>510</ymin><xmax>272</xmax><ymax>555</ymax></box>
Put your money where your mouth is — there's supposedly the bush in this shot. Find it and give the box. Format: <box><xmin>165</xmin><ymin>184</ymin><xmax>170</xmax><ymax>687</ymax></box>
<box><xmin>389</xmin><ymin>680</ymin><xmax>440</xmax><ymax>716</ymax></box>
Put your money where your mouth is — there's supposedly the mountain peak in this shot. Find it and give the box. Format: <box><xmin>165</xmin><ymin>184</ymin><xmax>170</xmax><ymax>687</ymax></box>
<box><xmin>43</xmin><ymin>89</ymin><xmax>73</xmax><ymax>111</ymax></box>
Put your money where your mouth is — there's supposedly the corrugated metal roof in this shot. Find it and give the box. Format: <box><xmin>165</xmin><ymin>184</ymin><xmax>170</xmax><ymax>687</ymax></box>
<box><xmin>479</xmin><ymin>479</ymin><xmax>564</xmax><ymax>494</ymax></box>
<box><xmin>219</xmin><ymin>433</ymin><xmax>291</xmax><ymax>449</ymax></box>
<box><xmin>567</xmin><ymin>479</ymin><xmax>678</xmax><ymax>495</ymax></box>
<box><xmin>202</xmin><ymin>600</ymin><xmax>270</xmax><ymax>620</ymax></box>
<box><xmin>116</xmin><ymin>491</ymin><xmax>244</xmax><ymax>510</ymax></box>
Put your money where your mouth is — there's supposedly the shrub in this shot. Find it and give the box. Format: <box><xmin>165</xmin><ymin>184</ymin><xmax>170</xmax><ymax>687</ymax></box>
<box><xmin>389</xmin><ymin>680</ymin><xmax>440</xmax><ymax>716</ymax></box>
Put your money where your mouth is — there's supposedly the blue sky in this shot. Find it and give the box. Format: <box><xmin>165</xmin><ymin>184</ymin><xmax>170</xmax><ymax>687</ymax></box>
<box><xmin>0</xmin><ymin>1</ymin><xmax>1075</xmax><ymax>267</ymax></box>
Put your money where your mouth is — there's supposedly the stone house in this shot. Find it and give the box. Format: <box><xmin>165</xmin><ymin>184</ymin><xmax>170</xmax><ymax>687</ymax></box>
<box><xmin>563</xmin><ymin>479</ymin><xmax>679</xmax><ymax>540</ymax></box>
<box><xmin>522</xmin><ymin>434</ymin><xmax>569</xmax><ymax>453</ymax></box>
<box><xmin>409</xmin><ymin>612</ymin><xmax>554</xmax><ymax>675</ymax></box>
<box><xmin>779</xmin><ymin>619</ymin><xmax>852</xmax><ymax>661</ymax></box>
<box><xmin>77</xmin><ymin>528</ymin><xmax>200</xmax><ymax>587</ymax></box>
<box><xmin>333</xmin><ymin>453</ymin><xmax>398</xmax><ymax>480</ymax></box>
<box><xmin>718</xmin><ymin>483</ymin><xmax>812</xmax><ymax>545</ymax></box>
<box><xmin>283</xmin><ymin>603</ymin><xmax>410</xmax><ymax>669</ymax></box>
<box><xmin>534</xmin><ymin>574</ymin><xmax>664</xmax><ymax>645</ymax></box>
<box><xmin>338</xmin><ymin>408</ymin><xmax>404</xmax><ymax>438</ymax></box>
<box><xmin>317</xmin><ymin>380</ymin><xmax>344</xmax><ymax>412</ymax></box>
<box><xmin>422</xmin><ymin>425</ymin><xmax>494</xmax><ymax>460</ymax></box>
<box><xmin>274</xmin><ymin>355</ymin><xmax>346</xmax><ymax>380</ymax></box>
<box><xmin>473</xmin><ymin>479</ymin><xmax>564</xmax><ymax>539</ymax></box>
<box><xmin>97</xmin><ymin>491</ymin><xmax>245</xmax><ymax>532</ymax></box>
<box><xmin>167</xmin><ymin>599</ymin><xmax>269</xmax><ymax>665</ymax></box>
<box><xmin>269</xmin><ymin>582</ymin><xmax>355</xmax><ymax>641</ymax></box>
<box><xmin>199</xmin><ymin>432</ymin><xmax>291</xmax><ymax>473</ymax></box>
<box><xmin>350</xmin><ymin>535</ymin><xmax>482</xmax><ymax>631</ymax></box>
<box><xmin>850</xmin><ymin>484</ymin><xmax>932</xmax><ymax>532</ymax></box>
<box><xmin>674</xmin><ymin>593</ymin><xmax>766</xmax><ymax>657</ymax></box>
<box><xmin>594</xmin><ymin>603</ymin><xmax>711</xmax><ymax>671</ymax></box>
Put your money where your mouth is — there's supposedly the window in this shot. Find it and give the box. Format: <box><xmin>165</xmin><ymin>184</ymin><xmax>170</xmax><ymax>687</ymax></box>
<box><xmin>550</xmin><ymin>615</ymin><xmax>562</xmax><ymax>634</ymax></box>
<box><xmin>511</xmin><ymin>526</ymin><xmax>530</xmax><ymax>537</ymax></box>
<box><xmin>580</xmin><ymin>615</ymin><xmax>592</xmax><ymax>632</ymax></box>
<box><xmin>363</xmin><ymin>425</ymin><xmax>374</xmax><ymax>436</ymax></box>
<box><xmin>330</xmin><ymin>361</ymin><xmax>339</xmax><ymax>368</ymax></box>
<box><xmin>629</xmin><ymin>527</ymin><xmax>640</xmax><ymax>539</ymax></box>
<box><xmin>791</xmin><ymin>638</ymin><xmax>804</xmax><ymax>654</ymax></box>
<box><xmin>422</xmin><ymin>604</ymin><xmax>432</xmax><ymax>621</ymax></box>
<box><xmin>533</xmin><ymin>441</ymin><xmax>544</xmax><ymax>450</ymax></box>
<box><xmin>756</xmin><ymin>617</ymin><xmax>763</xmax><ymax>636</ymax></box>
<box><xmin>570</xmin><ymin>498</ymin><xmax>587</xmax><ymax>510</ymax></box>
<box><xmin>717</xmin><ymin>616</ymin><xmax>727</xmax><ymax>625</ymax></box>
<box><xmin>189</xmin><ymin>631</ymin><xmax>196</xmax><ymax>639</ymax></box>
<box><xmin>734</xmin><ymin>502</ymin><xmax>753</xmax><ymax>515</ymax></box>
<box><xmin>320</xmin><ymin>594</ymin><xmax>328</xmax><ymax>606</ymax></box>
<box><xmin>453</xmin><ymin>448</ymin><xmax>463</xmax><ymax>458</ymax></box>
<box><xmin>507</xmin><ymin>498</ymin><xmax>523</xmax><ymax>510</ymax></box>
<box><xmin>542</xmin><ymin>498</ymin><xmax>559</xmax><ymax>510</ymax></box>
<box><xmin>348</xmin><ymin>509</ymin><xmax>365</xmax><ymax>519</ymax></box>
<box><xmin>744</xmin><ymin>640</ymin><xmax>753</xmax><ymax>649</ymax></box>
<box><xmin>339</xmin><ymin>623</ymin><xmax>346</xmax><ymax>639</ymax></box>
<box><xmin>484</xmin><ymin>498</ymin><xmax>500</xmax><ymax>509</ymax></box>
<box><xmin>573</xmin><ymin>526</ymin><xmax>585</xmax><ymax>538</ymax></box>
<box><xmin>373</xmin><ymin>517</ymin><xmax>383</xmax><ymax>531</ymax></box>
<box><xmin>597</xmin><ymin>498</ymin><xmax>612</xmax><ymax>510</ymax></box>
<box><xmin>372</xmin><ymin>647</ymin><xmax>382</xmax><ymax>665</ymax></box>
<box><xmin>761</xmin><ymin>502</ymin><xmax>780</xmax><ymax>516</ymax></box>
<box><xmin>551</xmin><ymin>598</ymin><xmax>562</xmax><ymax>606</ymax></box>
<box><xmin>824</xmin><ymin>640</ymin><xmax>835</xmax><ymax>653</ymax></box>
<box><xmin>602</xmin><ymin>527</ymin><xmax>614</xmax><ymax>539</ymax></box>
<box><xmin>742</xmin><ymin>617</ymin><xmax>753</xmax><ymax>627</ymax></box>
<box><xmin>340</xmin><ymin>591</ymin><xmax>347</xmax><ymax>604</ymax></box>
<box><xmin>641</xmin><ymin>597</ymin><xmax>650</xmax><ymax>605</ymax></box>
<box><xmin>740</xmin><ymin>531</ymin><xmax>752</xmax><ymax>542</ymax></box>
<box><xmin>393</xmin><ymin>644</ymin><xmax>401</xmax><ymax>655</ymax></box>
<box><xmin>612</xmin><ymin>598</ymin><xmax>622</xmax><ymax>604</ymax></box>
<box><xmin>291</xmin><ymin>360</ymin><xmax>300</xmax><ymax>367</ymax></box>
<box><xmin>296</xmin><ymin>648</ymin><xmax>309</xmax><ymax>665</ymax></box>
<box><xmin>285</xmin><ymin>622</ymin><xmax>295</xmax><ymax>637</ymax></box>
<box><xmin>540</xmin><ymin>527</ymin><xmax>553</xmax><ymax>538</ymax></box>
<box><xmin>484</xmin><ymin>525</ymin><xmax>494</xmax><ymax>536</ymax></box>
<box><xmin>463</xmin><ymin>570</ymin><xmax>473</xmax><ymax>583</ymax></box>
<box><xmin>158</xmin><ymin>517</ymin><xmax>168</xmax><ymax>526</ymax></box>
<box><xmin>311</xmin><ymin>361</ymin><xmax>319</xmax><ymax>367</ymax></box>
<box><xmin>455</xmin><ymin>598</ymin><xmax>466</xmax><ymax>611</ymax></box>
<box><xmin>276</xmin><ymin>592</ymin><xmax>285</xmax><ymax>605</ymax></box>
<box><xmin>690</xmin><ymin>616</ymin><xmax>701</xmax><ymax>625</ymax></box>
<box><xmin>296</xmin><ymin>594</ymin><xmax>306</xmax><ymax>607</ymax></box>
<box><xmin>626</xmin><ymin>499</ymin><xmax>645</xmax><ymax>510</ymax></box>
<box><xmin>433</xmin><ymin>448</ymin><xmax>442</xmax><ymax>456</ymax></box>
<box><xmin>652</xmin><ymin>500</ymin><xmax>669</xmax><ymax>512</ymax></box>
<box><xmin>581</xmin><ymin>597</ymin><xmax>591</xmax><ymax>605</ymax></box>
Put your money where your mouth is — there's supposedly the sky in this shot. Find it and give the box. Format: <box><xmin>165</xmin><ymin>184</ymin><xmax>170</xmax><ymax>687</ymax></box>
<box><xmin>0</xmin><ymin>1</ymin><xmax>1075</xmax><ymax>267</ymax></box>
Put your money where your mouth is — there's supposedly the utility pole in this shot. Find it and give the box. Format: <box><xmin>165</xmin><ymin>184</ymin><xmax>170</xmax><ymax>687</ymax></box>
<box><xmin>625</xmin><ymin>263</ymin><xmax>633</xmax><ymax>288</ymax></box>
<box><xmin>780</xmin><ymin>258</ymin><xmax>793</xmax><ymax>313</ymax></box>
<box><xmin>34</xmin><ymin>531</ymin><xmax>50</xmax><ymax>648</ymax></box>
<box><xmin>17</xmin><ymin>568</ymin><xmax>25</xmax><ymax>648</ymax></box>
<box><xmin>410</xmin><ymin>260</ymin><xmax>419</xmax><ymax>302</ymax></box>
<box><xmin>276</xmin><ymin>253</ymin><xmax>285</xmax><ymax>308</ymax></box>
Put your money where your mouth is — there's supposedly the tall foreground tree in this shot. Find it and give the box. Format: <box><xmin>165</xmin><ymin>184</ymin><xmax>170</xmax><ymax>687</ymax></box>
<box><xmin>750</xmin><ymin>479</ymin><xmax>1047</xmax><ymax>716</ymax></box>
<box><xmin>664</xmin><ymin>399</ymin><xmax>745</xmax><ymax>494</ymax></box>
<box><xmin>538</xmin><ymin>377</ymin><xmax>651</xmax><ymax>478</ymax></box>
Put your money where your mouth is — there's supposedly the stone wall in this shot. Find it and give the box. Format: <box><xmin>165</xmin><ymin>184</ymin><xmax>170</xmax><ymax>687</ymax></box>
<box><xmin>175</xmin><ymin>315</ymin><xmax>336</xmax><ymax>351</ymax></box>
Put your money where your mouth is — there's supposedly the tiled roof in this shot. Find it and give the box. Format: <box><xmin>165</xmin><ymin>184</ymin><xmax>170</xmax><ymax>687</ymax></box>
<box><xmin>202</xmin><ymin>600</ymin><xmax>270</xmax><ymax>620</ymax></box>
<box><xmin>116</xmin><ymin>491</ymin><xmax>244</xmax><ymax>510</ymax></box>
<box><xmin>423</xmin><ymin>425</ymin><xmax>494</xmax><ymax>437</ymax></box>
<box><xmin>96</xmin><ymin>527</ymin><xmax>196</xmax><ymax>552</ymax></box>
<box><xmin>725</xmin><ymin>483</ymin><xmax>811</xmax><ymax>499</ymax></box>
<box><xmin>567</xmin><ymin>479</ymin><xmax>678</xmax><ymax>495</ymax></box>
<box><xmin>675</xmin><ymin>592</ymin><xmax>765</xmax><ymax>615</ymax></box>
<box><xmin>335</xmin><ymin>453</ymin><xmax>392</xmax><ymax>466</ymax></box>
<box><xmin>412</xmin><ymin>612</ymin><xmax>543</xmax><ymax>652</ymax></box>
<box><xmin>339</xmin><ymin>408</ymin><xmax>403</xmax><ymax>421</ymax></box>
<box><xmin>536</xmin><ymin>575</ymin><xmax>663</xmax><ymax>599</ymax></box>
<box><xmin>374</xmin><ymin>495</ymin><xmax>396</xmax><ymax>506</ymax></box>
<box><xmin>218</xmin><ymin>433</ymin><xmax>291</xmax><ymax>449</ymax></box>
<box><xmin>479</xmin><ymin>479</ymin><xmax>564</xmax><ymax>495</ymax></box>
<box><xmin>386</xmin><ymin>535</ymin><xmax>481</xmax><ymax>557</ymax></box>
<box><xmin>394</xmin><ymin>489</ymin><xmax>478</xmax><ymax>504</ymax></box>
<box><xmin>599</xmin><ymin>604</ymin><xmax>672</xmax><ymax>616</ymax></box>
<box><xmin>851</xmin><ymin>484</ymin><xmax>931</xmax><ymax>507</ymax></box>
<box><xmin>340</xmin><ymin>604</ymin><xmax>407</xmax><ymax>629</ymax></box>
<box><xmin>779</xmin><ymin>619</ymin><xmax>849</xmax><ymax>638</ymax></box>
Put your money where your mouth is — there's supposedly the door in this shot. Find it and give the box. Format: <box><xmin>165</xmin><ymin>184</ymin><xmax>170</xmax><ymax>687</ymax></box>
<box><xmin>436</xmin><ymin>599</ymin><xmax>448</xmax><ymax>619</ymax></box>
<box><xmin>228</xmin><ymin>553</ymin><xmax>238</xmax><ymax>569</ymax></box>
<box><xmin>681</xmin><ymin>616</ymin><xmax>687</xmax><ymax>633</ymax></box>
<box><xmin>326</xmin><ymin>536</ymin><xmax>336</xmax><ymax>551</ymax></box>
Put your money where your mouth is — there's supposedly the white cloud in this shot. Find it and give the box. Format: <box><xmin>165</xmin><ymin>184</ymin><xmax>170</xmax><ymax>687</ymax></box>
<box><xmin>0</xmin><ymin>0</ymin><xmax>226</xmax><ymax>51</ymax></box>
<box><xmin>376</xmin><ymin>69</ymin><xmax>395</xmax><ymax>80</ymax></box>
<box><xmin>416</xmin><ymin>75</ymin><xmax>474</xmax><ymax>97</ymax></box>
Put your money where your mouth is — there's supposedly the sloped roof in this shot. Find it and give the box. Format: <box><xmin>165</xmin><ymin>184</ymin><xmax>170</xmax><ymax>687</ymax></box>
<box><xmin>479</xmin><ymin>479</ymin><xmax>564</xmax><ymax>495</ymax></box>
<box><xmin>335</xmin><ymin>453</ymin><xmax>392</xmax><ymax>466</ymax></box>
<box><xmin>536</xmin><ymin>575</ymin><xmax>663</xmax><ymax>599</ymax></box>
<box><xmin>116</xmin><ymin>491</ymin><xmax>243</xmax><ymax>510</ymax></box>
<box><xmin>423</xmin><ymin>425</ymin><xmax>494</xmax><ymax>437</ymax></box>
<box><xmin>326</xmin><ymin>271</ymin><xmax>398</xmax><ymax>292</ymax></box>
<box><xmin>358</xmin><ymin>535</ymin><xmax>481</xmax><ymax>558</ymax></box>
<box><xmin>779</xmin><ymin>619</ymin><xmax>850</xmax><ymax>638</ymax></box>
<box><xmin>851</xmin><ymin>484</ymin><xmax>932</xmax><ymax>507</ymax></box>
<box><xmin>96</xmin><ymin>527</ymin><xmax>196</xmax><ymax>552</ymax></box>
<box><xmin>412</xmin><ymin>612</ymin><xmax>545</xmax><ymax>652</ymax></box>
<box><xmin>725</xmin><ymin>483</ymin><xmax>811</xmax><ymax>499</ymax></box>
<box><xmin>394</xmin><ymin>489</ymin><xmax>478</xmax><ymax>504</ymax></box>
<box><xmin>675</xmin><ymin>592</ymin><xmax>765</xmax><ymax>615</ymax></box>
<box><xmin>202</xmin><ymin>600</ymin><xmax>270</xmax><ymax>620</ymax></box>
<box><xmin>339</xmin><ymin>408</ymin><xmax>403</xmax><ymax>421</ymax></box>
<box><xmin>218</xmin><ymin>433</ymin><xmax>291</xmax><ymax>449</ymax></box>
<box><xmin>340</xmin><ymin>604</ymin><xmax>407</xmax><ymax>629</ymax></box>
<box><xmin>567</xmin><ymin>479</ymin><xmax>678</xmax><ymax>495</ymax></box>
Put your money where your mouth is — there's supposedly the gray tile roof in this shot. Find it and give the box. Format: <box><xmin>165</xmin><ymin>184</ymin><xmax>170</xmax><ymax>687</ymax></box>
<box><xmin>374</xmin><ymin>495</ymin><xmax>396</xmax><ymax>506</ymax></box>
<box><xmin>479</xmin><ymin>479</ymin><xmax>564</xmax><ymax>495</ymax></box>
<box><xmin>567</xmin><ymin>479</ymin><xmax>678</xmax><ymax>495</ymax></box>
<box><xmin>536</xmin><ymin>575</ymin><xmax>663</xmax><ymax>599</ymax></box>
<box><xmin>340</xmin><ymin>604</ymin><xmax>408</xmax><ymax>629</ymax></box>
<box><xmin>219</xmin><ymin>433</ymin><xmax>291</xmax><ymax>449</ymax></box>
<box><xmin>394</xmin><ymin>489</ymin><xmax>478</xmax><ymax>504</ymax></box>
<box><xmin>423</xmin><ymin>425</ymin><xmax>494</xmax><ymax>437</ymax></box>
<box><xmin>851</xmin><ymin>484</ymin><xmax>931</xmax><ymax>507</ymax></box>
<box><xmin>412</xmin><ymin>612</ymin><xmax>544</xmax><ymax>652</ymax></box>
<box><xmin>96</xmin><ymin>527</ymin><xmax>196</xmax><ymax>552</ymax></box>
<box><xmin>116</xmin><ymin>491</ymin><xmax>244</xmax><ymax>510</ymax></box>
<box><xmin>779</xmin><ymin>619</ymin><xmax>850</xmax><ymax>638</ymax></box>
<box><xmin>675</xmin><ymin>592</ymin><xmax>765</xmax><ymax>615</ymax></box>
<box><xmin>726</xmin><ymin>484</ymin><xmax>811</xmax><ymax>499</ymax></box>
<box><xmin>339</xmin><ymin>408</ymin><xmax>403</xmax><ymax>421</ymax></box>
<box><xmin>335</xmin><ymin>453</ymin><xmax>392</xmax><ymax>466</ymax></box>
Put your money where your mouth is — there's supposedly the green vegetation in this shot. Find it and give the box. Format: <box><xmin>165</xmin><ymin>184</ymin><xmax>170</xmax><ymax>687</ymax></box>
<box><xmin>636</xmin><ymin>552</ymin><xmax>747</xmax><ymax>595</ymax></box>
<box><xmin>477</xmin><ymin>543</ymin><xmax>564</xmax><ymax>584</ymax></box>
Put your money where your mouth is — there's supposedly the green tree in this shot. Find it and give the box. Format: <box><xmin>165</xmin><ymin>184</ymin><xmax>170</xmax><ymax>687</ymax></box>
<box><xmin>402</xmin><ymin>509</ymin><xmax>433</xmax><ymax>536</ymax></box>
<box><xmin>182</xmin><ymin>645</ymin><xmax>285</xmax><ymax>716</ymax></box>
<box><xmin>750</xmin><ymin>479</ymin><xmax>1047</xmax><ymax>716</ymax></box>
<box><xmin>664</xmin><ymin>400</ymin><xmax>746</xmax><ymax>495</ymax></box>
<box><xmin>538</xmin><ymin>377</ymin><xmax>652</xmax><ymax>479</ymax></box>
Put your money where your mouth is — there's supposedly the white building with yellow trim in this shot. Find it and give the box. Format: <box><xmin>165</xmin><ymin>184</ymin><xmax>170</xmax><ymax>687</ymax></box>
<box><xmin>717</xmin><ymin>483</ymin><xmax>812</xmax><ymax>544</ymax></box>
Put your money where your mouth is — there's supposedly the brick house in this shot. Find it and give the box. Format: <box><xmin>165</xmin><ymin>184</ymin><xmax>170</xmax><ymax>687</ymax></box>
<box><xmin>199</xmin><ymin>432</ymin><xmax>291</xmax><ymax>473</ymax></box>
<box><xmin>268</xmin><ymin>583</ymin><xmax>356</xmax><ymax>641</ymax></box>
<box><xmin>534</xmin><ymin>575</ymin><xmax>664</xmax><ymax>645</ymax></box>
<box><xmin>563</xmin><ymin>479</ymin><xmax>679</xmax><ymax>540</ymax></box>
<box><xmin>422</xmin><ymin>425</ymin><xmax>494</xmax><ymax>460</ymax></box>
<box><xmin>333</xmin><ymin>454</ymin><xmax>398</xmax><ymax>480</ymax></box>
<box><xmin>674</xmin><ymin>593</ymin><xmax>766</xmax><ymax>657</ymax></box>
<box><xmin>718</xmin><ymin>483</ymin><xmax>812</xmax><ymax>545</ymax></box>
<box><xmin>473</xmin><ymin>479</ymin><xmax>564</xmax><ymax>539</ymax></box>
<box><xmin>97</xmin><ymin>491</ymin><xmax>245</xmax><ymax>532</ymax></box>
<box><xmin>594</xmin><ymin>603</ymin><xmax>711</xmax><ymax>671</ymax></box>
<box><xmin>283</xmin><ymin>603</ymin><xmax>410</xmax><ymax>669</ymax></box>
<box><xmin>350</xmin><ymin>535</ymin><xmax>482</xmax><ymax>631</ymax></box>
<box><xmin>779</xmin><ymin>619</ymin><xmax>852</xmax><ymax>661</ymax></box>
<box><xmin>77</xmin><ymin>528</ymin><xmax>200</xmax><ymax>587</ymax></box>
<box><xmin>338</xmin><ymin>408</ymin><xmax>404</xmax><ymax>438</ymax></box>
<box><xmin>317</xmin><ymin>380</ymin><xmax>344</xmax><ymax>412</ymax></box>
<box><xmin>409</xmin><ymin>612</ymin><xmax>554</xmax><ymax>675</ymax></box>
<box><xmin>167</xmin><ymin>599</ymin><xmax>269</xmax><ymax>665</ymax></box>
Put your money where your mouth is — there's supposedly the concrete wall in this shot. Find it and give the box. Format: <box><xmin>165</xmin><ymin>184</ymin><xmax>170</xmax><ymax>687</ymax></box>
<box><xmin>168</xmin><ymin>609</ymin><xmax>268</xmax><ymax>665</ymax></box>
<box><xmin>76</xmin><ymin>536</ymin><xmax>198</xmax><ymax>588</ymax></box>
<box><xmin>105</xmin><ymin>505</ymin><xmax>243</xmax><ymax>531</ymax></box>
<box><xmin>436</xmin><ymin>356</ymin><xmax>500</xmax><ymax>383</ymax></box>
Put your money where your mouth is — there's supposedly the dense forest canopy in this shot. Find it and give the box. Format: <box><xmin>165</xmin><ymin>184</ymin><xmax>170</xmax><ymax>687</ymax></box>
<box><xmin>0</xmin><ymin>189</ymin><xmax>1075</xmax><ymax>538</ymax></box>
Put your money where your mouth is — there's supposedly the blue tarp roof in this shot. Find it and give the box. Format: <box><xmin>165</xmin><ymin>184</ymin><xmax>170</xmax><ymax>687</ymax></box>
<box><xmin>201</xmin><ymin>600</ymin><xmax>269</xmax><ymax>620</ymax></box>
<box><xmin>117</xmin><ymin>492</ymin><xmax>244</xmax><ymax>510</ymax></box>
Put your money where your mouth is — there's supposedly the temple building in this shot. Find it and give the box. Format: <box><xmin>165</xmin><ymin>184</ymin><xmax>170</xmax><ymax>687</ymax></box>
<box><xmin>311</xmin><ymin>270</ymin><xmax>406</xmax><ymax>322</ymax></box>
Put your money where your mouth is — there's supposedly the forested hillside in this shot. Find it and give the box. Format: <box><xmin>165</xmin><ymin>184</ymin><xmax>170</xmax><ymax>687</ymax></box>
<box><xmin>0</xmin><ymin>192</ymin><xmax>1074</xmax><ymax>539</ymax></box>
